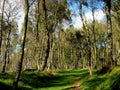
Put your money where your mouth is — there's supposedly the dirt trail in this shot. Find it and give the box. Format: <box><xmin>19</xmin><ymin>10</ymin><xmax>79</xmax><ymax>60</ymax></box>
<box><xmin>74</xmin><ymin>81</ymin><xmax>82</xmax><ymax>90</ymax></box>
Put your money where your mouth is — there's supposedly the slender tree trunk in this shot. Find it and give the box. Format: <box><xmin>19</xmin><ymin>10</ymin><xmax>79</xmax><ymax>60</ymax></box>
<box><xmin>2</xmin><ymin>24</ymin><xmax>11</xmax><ymax>73</ymax></box>
<box><xmin>79</xmin><ymin>0</ymin><xmax>92</xmax><ymax>75</ymax></box>
<box><xmin>62</xmin><ymin>45</ymin><xmax>65</xmax><ymax>69</ymax></box>
<box><xmin>13</xmin><ymin>0</ymin><xmax>29</xmax><ymax>89</ymax></box>
<box><xmin>58</xmin><ymin>31</ymin><xmax>62</xmax><ymax>69</ymax></box>
<box><xmin>104</xmin><ymin>0</ymin><xmax>114</xmax><ymax>66</ymax></box>
<box><xmin>91</xmin><ymin>0</ymin><xmax>97</xmax><ymax>69</ymax></box>
<box><xmin>75</xmin><ymin>49</ymin><xmax>79</xmax><ymax>69</ymax></box>
<box><xmin>0</xmin><ymin>0</ymin><xmax>6</xmax><ymax>60</ymax></box>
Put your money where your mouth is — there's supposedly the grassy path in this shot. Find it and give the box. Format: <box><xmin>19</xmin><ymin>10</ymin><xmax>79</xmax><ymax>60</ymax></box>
<box><xmin>0</xmin><ymin>67</ymin><xmax>120</xmax><ymax>90</ymax></box>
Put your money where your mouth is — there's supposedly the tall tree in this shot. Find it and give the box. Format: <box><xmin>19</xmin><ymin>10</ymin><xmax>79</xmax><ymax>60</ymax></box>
<box><xmin>0</xmin><ymin>0</ymin><xmax>6</xmax><ymax>59</ymax></box>
<box><xmin>112</xmin><ymin>0</ymin><xmax>120</xmax><ymax>64</ymax></box>
<box><xmin>2</xmin><ymin>23</ymin><xmax>11</xmax><ymax>73</ymax></box>
<box><xmin>41</xmin><ymin>0</ymin><xmax>50</xmax><ymax>71</ymax></box>
<box><xmin>79</xmin><ymin>0</ymin><xmax>92</xmax><ymax>75</ymax></box>
<box><xmin>13</xmin><ymin>0</ymin><xmax>29</xmax><ymax>89</ymax></box>
<box><xmin>35</xmin><ymin>0</ymin><xmax>41</xmax><ymax>71</ymax></box>
<box><xmin>104</xmin><ymin>0</ymin><xmax>114</xmax><ymax>66</ymax></box>
<box><xmin>41</xmin><ymin>0</ymin><xmax>71</xmax><ymax>71</ymax></box>
<box><xmin>91</xmin><ymin>0</ymin><xmax>97</xmax><ymax>68</ymax></box>
<box><xmin>1</xmin><ymin>0</ymin><xmax>19</xmax><ymax>73</ymax></box>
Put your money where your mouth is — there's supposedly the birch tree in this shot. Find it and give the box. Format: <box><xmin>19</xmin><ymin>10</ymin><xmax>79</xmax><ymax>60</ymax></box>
<box><xmin>104</xmin><ymin>0</ymin><xmax>114</xmax><ymax>66</ymax></box>
<box><xmin>13</xmin><ymin>0</ymin><xmax>29</xmax><ymax>89</ymax></box>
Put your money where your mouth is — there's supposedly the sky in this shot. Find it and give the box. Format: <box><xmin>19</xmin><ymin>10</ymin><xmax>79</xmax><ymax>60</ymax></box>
<box><xmin>0</xmin><ymin>0</ymin><xmax>106</xmax><ymax>31</ymax></box>
<box><xmin>73</xmin><ymin>9</ymin><xmax>106</xmax><ymax>28</ymax></box>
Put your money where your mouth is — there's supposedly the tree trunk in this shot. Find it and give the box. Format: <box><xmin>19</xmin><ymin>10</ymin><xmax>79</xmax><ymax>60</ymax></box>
<box><xmin>13</xmin><ymin>0</ymin><xmax>29</xmax><ymax>89</ymax></box>
<box><xmin>104</xmin><ymin>0</ymin><xmax>114</xmax><ymax>66</ymax></box>
<box><xmin>0</xmin><ymin>0</ymin><xmax>6</xmax><ymax>59</ymax></box>
<box><xmin>79</xmin><ymin>0</ymin><xmax>92</xmax><ymax>75</ymax></box>
<box><xmin>91</xmin><ymin>0</ymin><xmax>97</xmax><ymax>69</ymax></box>
<box><xmin>42</xmin><ymin>0</ymin><xmax>51</xmax><ymax>71</ymax></box>
<box><xmin>42</xmin><ymin>32</ymin><xmax>50</xmax><ymax>71</ymax></box>
<box><xmin>47</xmin><ymin>35</ymin><xmax>54</xmax><ymax>70</ymax></box>
<box><xmin>35</xmin><ymin>0</ymin><xmax>41</xmax><ymax>71</ymax></box>
<box><xmin>2</xmin><ymin>24</ymin><xmax>11</xmax><ymax>73</ymax></box>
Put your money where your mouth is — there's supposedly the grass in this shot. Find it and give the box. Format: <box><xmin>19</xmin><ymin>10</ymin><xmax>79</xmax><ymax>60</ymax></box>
<box><xmin>0</xmin><ymin>67</ymin><xmax>120</xmax><ymax>90</ymax></box>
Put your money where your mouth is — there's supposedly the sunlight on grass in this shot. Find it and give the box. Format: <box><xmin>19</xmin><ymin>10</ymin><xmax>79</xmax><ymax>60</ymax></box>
<box><xmin>39</xmin><ymin>85</ymin><xmax>73</xmax><ymax>90</ymax></box>
<box><xmin>0</xmin><ymin>79</ymin><xmax>13</xmax><ymax>85</ymax></box>
<box><xmin>18</xmin><ymin>81</ymin><xmax>33</xmax><ymax>90</ymax></box>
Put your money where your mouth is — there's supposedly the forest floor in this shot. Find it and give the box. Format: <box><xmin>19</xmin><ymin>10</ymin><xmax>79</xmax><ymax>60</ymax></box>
<box><xmin>0</xmin><ymin>66</ymin><xmax>120</xmax><ymax>90</ymax></box>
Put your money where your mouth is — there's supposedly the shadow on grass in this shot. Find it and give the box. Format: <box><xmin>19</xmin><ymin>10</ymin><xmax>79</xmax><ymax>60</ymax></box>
<box><xmin>112</xmin><ymin>79</ymin><xmax>120</xmax><ymax>90</ymax></box>
<box><xmin>0</xmin><ymin>73</ymin><xmax>33</xmax><ymax>90</ymax></box>
<box><xmin>20</xmin><ymin>73</ymin><xmax>77</xmax><ymax>88</ymax></box>
<box><xmin>0</xmin><ymin>82</ymin><xmax>12</xmax><ymax>90</ymax></box>
<box><xmin>82</xmin><ymin>76</ymin><xmax>107</xmax><ymax>90</ymax></box>
<box><xmin>106</xmin><ymin>72</ymin><xmax>120</xmax><ymax>90</ymax></box>
<box><xmin>19</xmin><ymin>69</ymin><xmax>89</xmax><ymax>89</ymax></box>
<box><xmin>19</xmin><ymin>67</ymin><xmax>120</xmax><ymax>90</ymax></box>
<box><xmin>1</xmin><ymin>69</ymin><xmax>120</xmax><ymax>90</ymax></box>
<box><xmin>0</xmin><ymin>73</ymin><xmax>15</xmax><ymax>79</ymax></box>
<box><xmin>0</xmin><ymin>81</ymin><xmax>32</xmax><ymax>90</ymax></box>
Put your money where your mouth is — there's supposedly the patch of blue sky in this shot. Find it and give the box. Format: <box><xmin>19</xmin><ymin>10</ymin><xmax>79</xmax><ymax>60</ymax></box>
<box><xmin>67</xmin><ymin>0</ymin><xmax>106</xmax><ymax>28</ymax></box>
<box><xmin>67</xmin><ymin>0</ymin><xmax>104</xmax><ymax>15</ymax></box>
<box><xmin>67</xmin><ymin>0</ymin><xmax>80</xmax><ymax>16</ymax></box>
